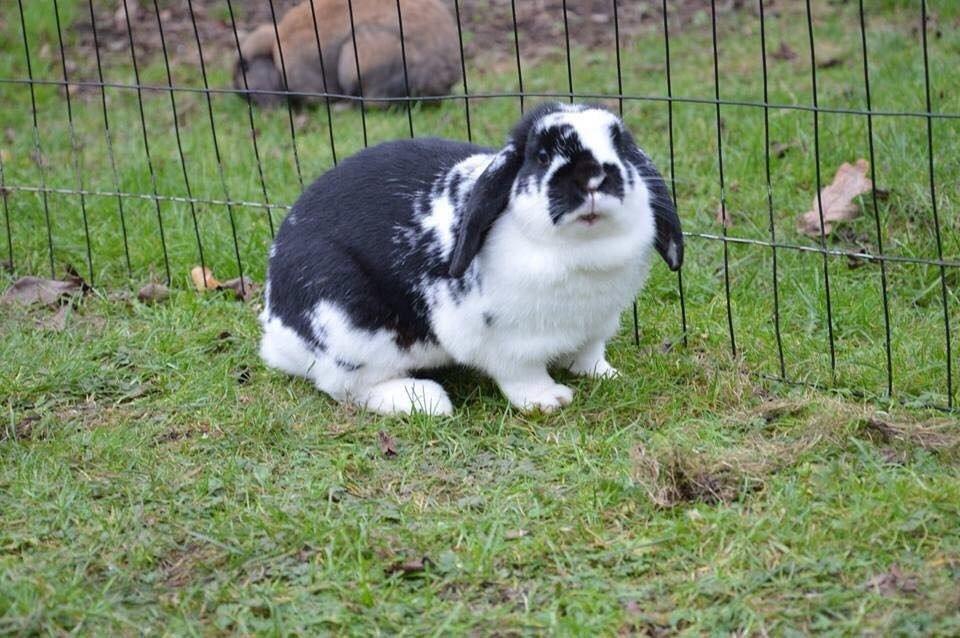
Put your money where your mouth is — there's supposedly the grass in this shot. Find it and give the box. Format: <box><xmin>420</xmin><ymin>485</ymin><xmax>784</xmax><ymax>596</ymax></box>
<box><xmin>2</xmin><ymin>0</ymin><xmax>960</xmax><ymax>634</ymax></box>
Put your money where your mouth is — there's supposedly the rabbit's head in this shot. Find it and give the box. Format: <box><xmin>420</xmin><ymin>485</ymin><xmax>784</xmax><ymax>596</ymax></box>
<box><xmin>449</xmin><ymin>103</ymin><xmax>683</xmax><ymax>277</ymax></box>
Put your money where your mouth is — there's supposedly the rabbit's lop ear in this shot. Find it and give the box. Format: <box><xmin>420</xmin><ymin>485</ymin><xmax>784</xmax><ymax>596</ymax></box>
<box><xmin>641</xmin><ymin>162</ymin><xmax>683</xmax><ymax>271</ymax></box>
<box><xmin>448</xmin><ymin>144</ymin><xmax>522</xmax><ymax>278</ymax></box>
<box><xmin>449</xmin><ymin>103</ymin><xmax>567</xmax><ymax>278</ymax></box>
<box><xmin>619</xmin><ymin>129</ymin><xmax>683</xmax><ymax>272</ymax></box>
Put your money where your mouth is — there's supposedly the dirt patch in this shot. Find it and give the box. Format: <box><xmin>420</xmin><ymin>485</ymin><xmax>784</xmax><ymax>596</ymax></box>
<box><xmin>72</xmin><ymin>1</ymin><xmax>300</xmax><ymax>74</ymax></box>
<box><xmin>154</xmin><ymin>420</ymin><xmax>222</xmax><ymax>445</ymax></box>
<box><xmin>863</xmin><ymin>564</ymin><xmax>920</xmax><ymax>597</ymax></box>
<box><xmin>631</xmin><ymin>402</ymin><xmax>824</xmax><ymax>507</ymax></box>
<box><xmin>3</xmin><ymin>414</ymin><xmax>43</xmax><ymax>442</ymax></box>
<box><xmin>63</xmin><ymin>0</ymin><xmax>752</xmax><ymax>84</ymax></box>
<box><xmin>438</xmin><ymin>579</ymin><xmax>531</xmax><ymax>612</ymax></box>
<box><xmin>460</xmin><ymin>0</ymin><xmax>750</xmax><ymax>66</ymax></box>
<box><xmin>632</xmin><ymin>444</ymin><xmax>770</xmax><ymax>506</ymax></box>
<box><xmin>159</xmin><ymin>541</ymin><xmax>223</xmax><ymax>588</ymax></box>
<box><xmin>3</xmin><ymin>398</ymin><xmax>144</xmax><ymax>442</ymax></box>
<box><xmin>859</xmin><ymin>416</ymin><xmax>960</xmax><ymax>455</ymax></box>
<box><xmin>632</xmin><ymin>400</ymin><xmax>960</xmax><ymax>508</ymax></box>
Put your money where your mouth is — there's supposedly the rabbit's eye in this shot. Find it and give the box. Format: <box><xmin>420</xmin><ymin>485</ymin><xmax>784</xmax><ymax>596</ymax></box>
<box><xmin>537</xmin><ymin>149</ymin><xmax>550</xmax><ymax>166</ymax></box>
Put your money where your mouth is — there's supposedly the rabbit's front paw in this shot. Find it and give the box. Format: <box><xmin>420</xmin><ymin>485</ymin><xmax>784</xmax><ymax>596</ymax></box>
<box><xmin>503</xmin><ymin>381</ymin><xmax>574</xmax><ymax>413</ymax></box>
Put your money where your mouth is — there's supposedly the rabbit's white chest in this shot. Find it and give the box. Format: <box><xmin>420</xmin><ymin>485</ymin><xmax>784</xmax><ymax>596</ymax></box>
<box><xmin>428</xmin><ymin>216</ymin><xmax>653</xmax><ymax>369</ymax></box>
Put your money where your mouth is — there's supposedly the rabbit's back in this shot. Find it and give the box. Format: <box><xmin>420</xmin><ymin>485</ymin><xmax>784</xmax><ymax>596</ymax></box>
<box><xmin>265</xmin><ymin>138</ymin><xmax>491</xmax><ymax>351</ymax></box>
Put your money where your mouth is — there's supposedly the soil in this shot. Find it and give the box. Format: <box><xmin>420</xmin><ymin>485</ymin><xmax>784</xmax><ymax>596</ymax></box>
<box><xmin>68</xmin><ymin>0</ymin><xmax>755</xmax><ymax>80</ymax></box>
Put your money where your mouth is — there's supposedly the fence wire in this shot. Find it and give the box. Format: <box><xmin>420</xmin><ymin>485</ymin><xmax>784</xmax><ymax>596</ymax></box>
<box><xmin>1</xmin><ymin>0</ymin><xmax>957</xmax><ymax>411</ymax></box>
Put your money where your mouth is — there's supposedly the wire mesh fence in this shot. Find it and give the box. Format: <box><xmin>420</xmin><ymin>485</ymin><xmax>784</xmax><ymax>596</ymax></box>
<box><xmin>1</xmin><ymin>0</ymin><xmax>957</xmax><ymax>410</ymax></box>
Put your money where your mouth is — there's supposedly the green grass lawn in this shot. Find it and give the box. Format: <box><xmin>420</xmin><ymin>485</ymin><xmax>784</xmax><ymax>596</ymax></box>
<box><xmin>3</xmin><ymin>0</ymin><xmax>960</xmax><ymax>634</ymax></box>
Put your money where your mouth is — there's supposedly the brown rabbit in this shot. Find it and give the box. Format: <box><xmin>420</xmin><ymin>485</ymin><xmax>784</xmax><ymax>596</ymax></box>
<box><xmin>233</xmin><ymin>0</ymin><xmax>461</xmax><ymax>107</ymax></box>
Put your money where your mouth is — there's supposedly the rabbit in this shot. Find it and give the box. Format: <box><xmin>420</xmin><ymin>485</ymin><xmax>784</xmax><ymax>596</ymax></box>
<box><xmin>259</xmin><ymin>102</ymin><xmax>683</xmax><ymax>415</ymax></box>
<box><xmin>234</xmin><ymin>0</ymin><xmax>461</xmax><ymax>107</ymax></box>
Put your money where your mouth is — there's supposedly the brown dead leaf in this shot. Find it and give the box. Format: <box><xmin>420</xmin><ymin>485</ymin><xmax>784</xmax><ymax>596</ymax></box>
<box><xmin>863</xmin><ymin>565</ymin><xmax>919</xmax><ymax>596</ymax></box>
<box><xmin>190</xmin><ymin>265</ymin><xmax>220</xmax><ymax>291</ymax></box>
<box><xmin>137</xmin><ymin>282</ymin><xmax>169</xmax><ymax>303</ymax></box>
<box><xmin>770</xmin><ymin>141</ymin><xmax>796</xmax><ymax>158</ymax></box>
<box><xmin>770</xmin><ymin>41</ymin><xmax>797</xmax><ymax>61</ymax></box>
<box><xmin>30</xmin><ymin>149</ymin><xmax>48</xmax><ymax>169</ymax></box>
<box><xmin>190</xmin><ymin>266</ymin><xmax>260</xmax><ymax>302</ymax></box>
<box><xmin>817</xmin><ymin>55</ymin><xmax>845</xmax><ymax>69</ymax></box>
<box><xmin>1</xmin><ymin>275</ymin><xmax>86</xmax><ymax>306</ymax></box>
<box><xmin>220</xmin><ymin>276</ymin><xmax>260</xmax><ymax>302</ymax></box>
<box><xmin>715</xmin><ymin>203</ymin><xmax>732</xmax><ymax>228</ymax></box>
<box><xmin>378</xmin><ymin>430</ymin><xmax>398</xmax><ymax>457</ymax></box>
<box><xmin>386</xmin><ymin>556</ymin><xmax>432</xmax><ymax>576</ymax></box>
<box><xmin>797</xmin><ymin>159</ymin><xmax>872</xmax><ymax>237</ymax></box>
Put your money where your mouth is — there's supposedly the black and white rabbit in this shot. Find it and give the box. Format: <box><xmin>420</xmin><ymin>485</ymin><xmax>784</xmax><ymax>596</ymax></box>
<box><xmin>260</xmin><ymin>102</ymin><xmax>682</xmax><ymax>415</ymax></box>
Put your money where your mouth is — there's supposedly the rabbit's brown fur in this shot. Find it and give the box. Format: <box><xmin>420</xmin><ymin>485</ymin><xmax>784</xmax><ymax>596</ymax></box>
<box><xmin>234</xmin><ymin>0</ymin><xmax>461</xmax><ymax>107</ymax></box>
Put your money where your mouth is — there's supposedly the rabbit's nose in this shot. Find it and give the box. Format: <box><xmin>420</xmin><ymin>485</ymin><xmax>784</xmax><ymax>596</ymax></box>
<box><xmin>574</xmin><ymin>160</ymin><xmax>605</xmax><ymax>193</ymax></box>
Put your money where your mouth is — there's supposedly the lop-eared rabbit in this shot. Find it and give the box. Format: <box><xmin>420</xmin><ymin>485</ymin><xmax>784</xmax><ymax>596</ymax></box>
<box><xmin>260</xmin><ymin>103</ymin><xmax>683</xmax><ymax>415</ymax></box>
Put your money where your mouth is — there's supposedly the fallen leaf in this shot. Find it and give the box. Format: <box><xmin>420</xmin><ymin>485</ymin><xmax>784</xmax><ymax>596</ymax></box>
<box><xmin>1</xmin><ymin>275</ymin><xmax>85</xmax><ymax>306</ymax></box>
<box><xmin>137</xmin><ymin>282</ymin><xmax>169</xmax><ymax>303</ymax></box>
<box><xmin>817</xmin><ymin>55</ymin><xmax>845</xmax><ymax>69</ymax></box>
<box><xmin>190</xmin><ymin>265</ymin><xmax>221</xmax><ymax>291</ymax></box>
<box><xmin>715</xmin><ymin>203</ymin><xmax>732</xmax><ymax>228</ymax></box>
<box><xmin>863</xmin><ymin>565</ymin><xmax>919</xmax><ymax>596</ymax></box>
<box><xmin>190</xmin><ymin>266</ymin><xmax>260</xmax><ymax>302</ymax></box>
<box><xmin>220</xmin><ymin>276</ymin><xmax>260</xmax><ymax>302</ymax></box>
<box><xmin>770</xmin><ymin>41</ymin><xmax>797</xmax><ymax>61</ymax></box>
<box><xmin>770</xmin><ymin>141</ymin><xmax>796</xmax><ymax>158</ymax></box>
<box><xmin>378</xmin><ymin>430</ymin><xmax>398</xmax><ymax>457</ymax></box>
<box><xmin>386</xmin><ymin>556</ymin><xmax>432</xmax><ymax>575</ymax></box>
<box><xmin>504</xmin><ymin>529</ymin><xmax>528</xmax><ymax>540</ymax></box>
<box><xmin>30</xmin><ymin>149</ymin><xmax>48</xmax><ymax>168</ymax></box>
<box><xmin>797</xmin><ymin>159</ymin><xmax>872</xmax><ymax>238</ymax></box>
